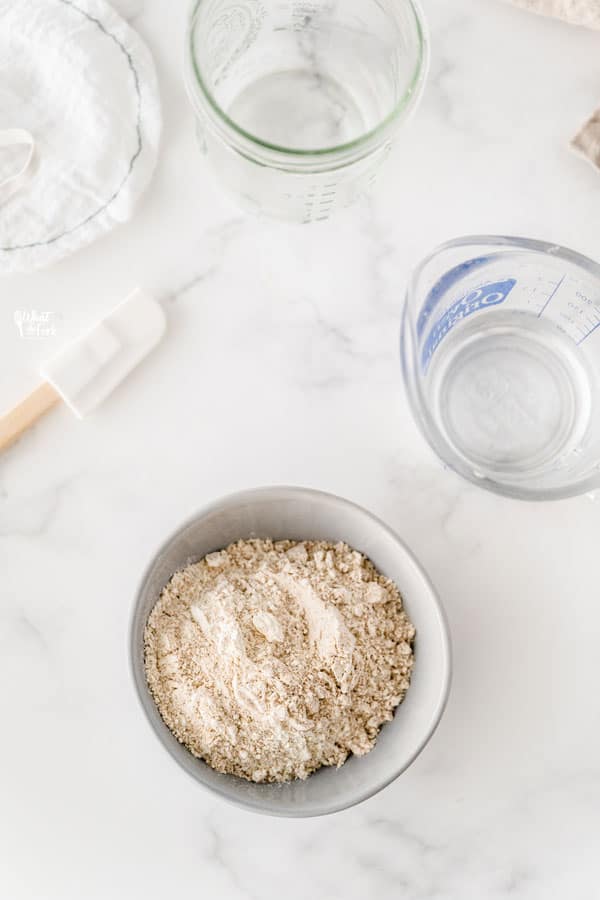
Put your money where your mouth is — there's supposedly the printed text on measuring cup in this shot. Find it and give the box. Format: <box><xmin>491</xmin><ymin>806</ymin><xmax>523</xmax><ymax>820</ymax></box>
<box><xmin>421</xmin><ymin>279</ymin><xmax>516</xmax><ymax>372</ymax></box>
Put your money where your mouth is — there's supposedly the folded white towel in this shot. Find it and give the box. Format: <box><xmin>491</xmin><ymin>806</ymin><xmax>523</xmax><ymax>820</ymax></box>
<box><xmin>0</xmin><ymin>130</ymin><xmax>35</xmax><ymax>204</ymax></box>
<box><xmin>0</xmin><ymin>0</ymin><xmax>161</xmax><ymax>275</ymax></box>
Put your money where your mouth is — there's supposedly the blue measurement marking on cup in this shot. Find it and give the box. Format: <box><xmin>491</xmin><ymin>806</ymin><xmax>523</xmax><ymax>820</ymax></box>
<box><xmin>536</xmin><ymin>274</ymin><xmax>565</xmax><ymax>318</ymax></box>
<box><xmin>534</xmin><ymin>271</ymin><xmax>600</xmax><ymax>344</ymax></box>
<box><xmin>420</xmin><ymin>278</ymin><xmax>516</xmax><ymax>373</ymax></box>
<box><xmin>580</xmin><ymin>320</ymin><xmax>600</xmax><ymax>344</ymax></box>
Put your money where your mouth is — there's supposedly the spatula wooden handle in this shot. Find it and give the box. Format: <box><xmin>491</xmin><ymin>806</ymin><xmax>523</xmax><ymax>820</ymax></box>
<box><xmin>0</xmin><ymin>382</ymin><xmax>61</xmax><ymax>452</ymax></box>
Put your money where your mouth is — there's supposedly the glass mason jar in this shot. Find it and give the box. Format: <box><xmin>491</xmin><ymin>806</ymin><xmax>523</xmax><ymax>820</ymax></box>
<box><xmin>184</xmin><ymin>0</ymin><xmax>428</xmax><ymax>223</ymax></box>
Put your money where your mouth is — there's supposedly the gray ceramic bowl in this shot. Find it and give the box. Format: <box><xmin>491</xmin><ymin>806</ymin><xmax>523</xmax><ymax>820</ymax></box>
<box><xmin>130</xmin><ymin>487</ymin><xmax>451</xmax><ymax>817</ymax></box>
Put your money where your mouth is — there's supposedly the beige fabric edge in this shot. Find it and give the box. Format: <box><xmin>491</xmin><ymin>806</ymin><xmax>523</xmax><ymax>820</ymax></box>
<box><xmin>508</xmin><ymin>1</ymin><xmax>600</xmax><ymax>171</ymax></box>
<box><xmin>509</xmin><ymin>0</ymin><xmax>600</xmax><ymax>29</ymax></box>
<box><xmin>572</xmin><ymin>110</ymin><xmax>600</xmax><ymax>171</ymax></box>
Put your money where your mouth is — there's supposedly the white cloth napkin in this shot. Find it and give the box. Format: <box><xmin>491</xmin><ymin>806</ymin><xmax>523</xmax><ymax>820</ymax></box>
<box><xmin>0</xmin><ymin>130</ymin><xmax>36</xmax><ymax>204</ymax></box>
<box><xmin>0</xmin><ymin>0</ymin><xmax>161</xmax><ymax>275</ymax></box>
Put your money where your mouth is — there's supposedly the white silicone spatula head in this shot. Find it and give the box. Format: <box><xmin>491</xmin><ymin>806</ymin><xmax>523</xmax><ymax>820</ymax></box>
<box><xmin>40</xmin><ymin>288</ymin><xmax>166</xmax><ymax>418</ymax></box>
<box><xmin>0</xmin><ymin>288</ymin><xmax>166</xmax><ymax>452</ymax></box>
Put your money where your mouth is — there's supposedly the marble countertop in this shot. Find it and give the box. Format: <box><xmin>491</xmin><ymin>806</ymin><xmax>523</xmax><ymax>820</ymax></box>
<box><xmin>2</xmin><ymin>0</ymin><xmax>600</xmax><ymax>897</ymax></box>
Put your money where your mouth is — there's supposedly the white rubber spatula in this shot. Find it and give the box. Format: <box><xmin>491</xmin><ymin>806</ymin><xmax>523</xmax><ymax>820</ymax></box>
<box><xmin>0</xmin><ymin>288</ymin><xmax>166</xmax><ymax>452</ymax></box>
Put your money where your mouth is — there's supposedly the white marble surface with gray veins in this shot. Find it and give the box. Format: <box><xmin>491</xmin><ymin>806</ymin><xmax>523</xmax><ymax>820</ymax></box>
<box><xmin>1</xmin><ymin>1</ymin><xmax>600</xmax><ymax>898</ymax></box>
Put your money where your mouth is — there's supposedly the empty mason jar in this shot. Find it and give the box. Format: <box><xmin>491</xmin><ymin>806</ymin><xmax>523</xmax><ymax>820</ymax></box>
<box><xmin>184</xmin><ymin>0</ymin><xmax>428</xmax><ymax>223</ymax></box>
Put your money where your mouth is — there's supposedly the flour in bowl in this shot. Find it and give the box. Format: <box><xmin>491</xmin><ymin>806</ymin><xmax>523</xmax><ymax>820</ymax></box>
<box><xmin>144</xmin><ymin>539</ymin><xmax>415</xmax><ymax>783</ymax></box>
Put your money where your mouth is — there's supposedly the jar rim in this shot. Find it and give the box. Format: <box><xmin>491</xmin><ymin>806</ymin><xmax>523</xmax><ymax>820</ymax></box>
<box><xmin>184</xmin><ymin>0</ymin><xmax>429</xmax><ymax>169</ymax></box>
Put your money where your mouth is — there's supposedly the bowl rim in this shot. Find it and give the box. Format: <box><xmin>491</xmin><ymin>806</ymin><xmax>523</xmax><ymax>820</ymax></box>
<box><xmin>129</xmin><ymin>485</ymin><xmax>452</xmax><ymax>817</ymax></box>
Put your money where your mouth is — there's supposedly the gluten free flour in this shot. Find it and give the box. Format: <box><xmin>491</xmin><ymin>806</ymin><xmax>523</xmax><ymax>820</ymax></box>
<box><xmin>144</xmin><ymin>539</ymin><xmax>415</xmax><ymax>783</ymax></box>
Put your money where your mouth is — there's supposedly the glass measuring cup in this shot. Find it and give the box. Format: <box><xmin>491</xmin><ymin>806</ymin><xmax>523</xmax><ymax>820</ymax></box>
<box><xmin>401</xmin><ymin>237</ymin><xmax>600</xmax><ymax>500</ymax></box>
<box><xmin>184</xmin><ymin>0</ymin><xmax>428</xmax><ymax>223</ymax></box>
